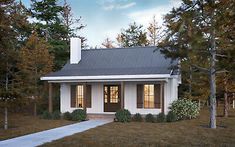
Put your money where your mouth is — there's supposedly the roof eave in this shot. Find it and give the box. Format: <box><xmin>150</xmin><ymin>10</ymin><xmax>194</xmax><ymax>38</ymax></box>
<box><xmin>41</xmin><ymin>74</ymin><xmax>172</xmax><ymax>81</ymax></box>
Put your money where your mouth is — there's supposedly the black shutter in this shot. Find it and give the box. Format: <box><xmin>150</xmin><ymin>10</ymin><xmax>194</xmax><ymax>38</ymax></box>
<box><xmin>137</xmin><ymin>84</ymin><xmax>143</xmax><ymax>108</ymax></box>
<box><xmin>154</xmin><ymin>84</ymin><xmax>161</xmax><ymax>108</ymax></box>
<box><xmin>71</xmin><ymin>85</ymin><xmax>76</xmax><ymax>108</ymax></box>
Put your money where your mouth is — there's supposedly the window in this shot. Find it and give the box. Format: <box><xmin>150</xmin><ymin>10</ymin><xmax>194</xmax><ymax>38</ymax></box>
<box><xmin>110</xmin><ymin>86</ymin><xmax>118</xmax><ymax>103</ymax></box>
<box><xmin>76</xmin><ymin>85</ymin><xmax>83</xmax><ymax>108</ymax></box>
<box><xmin>104</xmin><ymin>86</ymin><xmax>108</xmax><ymax>103</ymax></box>
<box><xmin>144</xmin><ymin>84</ymin><xmax>154</xmax><ymax>108</ymax></box>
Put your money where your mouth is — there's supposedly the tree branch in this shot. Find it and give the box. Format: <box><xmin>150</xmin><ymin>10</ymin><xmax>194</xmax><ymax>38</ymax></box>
<box><xmin>191</xmin><ymin>64</ymin><xmax>209</xmax><ymax>73</ymax></box>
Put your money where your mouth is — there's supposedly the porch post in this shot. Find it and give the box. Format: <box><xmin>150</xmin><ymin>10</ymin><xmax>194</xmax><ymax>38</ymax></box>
<box><xmin>121</xmin><ymin>81</ymin><xmax>125</xmax><ymax>109</ymax></box>
<box><xmin>161</xmin><ymin>82</ymin><xmax>165</xmax><ymax>114</ymax></box>
<box><xmin>48</xmin><ymin>83</ymin><xmax>53</xmax><ymax>113</ymax></box>
<box><xmin>83</xmin><ymin>83</ymin><xmax>87</xmax><ymax>111</ymax></box>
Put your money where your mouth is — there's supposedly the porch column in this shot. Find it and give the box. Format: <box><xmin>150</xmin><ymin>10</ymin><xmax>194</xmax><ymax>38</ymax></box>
<box><xmin>48</xmin><ymin>83</ymin><xmax>53</xmax><ymax>113</ymax></box>
<box><xmin>161</xmin><ymin>82</ymin><xmax>164</xmax><ymax>114</ymax></box>
<box><xmin>121</xmin><ymin>81</ymin><xmax>125</xmax><ymax>109</ymax></box>
<box><xmin>83</xmin><ymin>83</ymin><xmax>87</xmax><ymax>111</ymax></box>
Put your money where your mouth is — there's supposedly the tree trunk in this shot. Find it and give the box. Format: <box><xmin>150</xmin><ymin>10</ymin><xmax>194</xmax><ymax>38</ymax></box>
<box><xmin>209</xmin><ymin>0</ymin><xmax>217</xmax><ymax>129</ymax></box>
<box><xmin>34</xmin><ymin>101</ymin><xmax>37</xmax><ymax>116</ymax></box>
<box><xmin>224</xmin><ymin>79</ymin><xmax>228</xmax><ymax>117</ymax></box>
<box><xmin>209</xmin><ymin>70</ymin><xmax>216</xmax><ymax>128</ymax></box>
<box><xmin>4</xmin><ymin>106</ymin><xmax>8</xmax><ymax>130</ymax></box>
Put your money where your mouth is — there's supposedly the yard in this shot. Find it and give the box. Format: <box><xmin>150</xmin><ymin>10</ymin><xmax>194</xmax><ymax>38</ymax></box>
<box><xmin>42</xmin><ymin>107</ymin><xmax>235</xmax><ymax>147</ymax></box>
<box><xmin>0</xmin><ymin>113</ymin><xmax>74</xmax><ymax>140</ymax></box>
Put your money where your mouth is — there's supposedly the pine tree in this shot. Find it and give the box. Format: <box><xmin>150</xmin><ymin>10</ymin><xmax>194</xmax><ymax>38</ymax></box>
<box><xmin>117</xmin><ymin>22</ymin><xmax>149</xmax><ymax>47</ymax></box>
<box><xmin>17</xmin><ymin>32</ymin><xmax>53</xmax><ymax>116</ymax></box>
<box><xmin>159</xmin><ymin>0</ymin><xmax>235</xmax><ymax>128</ymax></box>
<box><xmin>147</xmin><ymin>15</ymin><xmax>161</xmax><ymax>46</ymax></box>
<box><xmin>0</xmin><ymin>0</ymin><xmax>30</xmax><ymax>129</ymax></box>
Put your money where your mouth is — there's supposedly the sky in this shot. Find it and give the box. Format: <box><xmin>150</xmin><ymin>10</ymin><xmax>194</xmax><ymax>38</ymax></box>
<box><xmin>21</xmin><ymin>0</ymin><xmax>182</xmax><ymax>47</ymax></box>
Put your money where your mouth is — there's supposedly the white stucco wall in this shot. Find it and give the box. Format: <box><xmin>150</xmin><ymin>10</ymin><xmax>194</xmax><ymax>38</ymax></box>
<box><xmin>60</xmin><ymin>78</ymin><xmax>179</xmax><ymax>114</ymax></box>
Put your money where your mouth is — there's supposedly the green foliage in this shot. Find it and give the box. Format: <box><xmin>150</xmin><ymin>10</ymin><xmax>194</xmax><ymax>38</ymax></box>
<box><xmin>156</xmin><ymin>112</ymin><xmax>166</xmax><ymax>123</ymax></box>
<box><xmin>132</xmin><ymin>113</ymin><xmax>143</xmax><ymax>122</ymax></box>
<box><xmin>145</xmin><ymin>113</ymin><xmax>155</xmax><ymax>123</ymax></box>
<box><xmin>63</xmin><ymin>112</ymin><xmax>72</xmax><ymax>120</ymax></box>
<box><xmin>166</xmin><ymin>111</ymin><xmax>178</xmax><ymax>122</ymax></box>
<box><xmin>42</xmin><ymin>110</ymin><xmax>52</xmax><ymax>119</ymax></box>
<box><xmin>117</xmin><ymin>22</ymin><xmax>148</xmax><ymax>47</ymax></box>
<box><xmin>71</xmin><ymin>109</ymin><xmax>87</xmax><ymax>121</ymax></box>
<box><xmin>51</xmin><ymin>110</ymin><xmax>61</xmax><ymax>120</ymax></box>
<box><xmin>115</xmin><ymin>109</ymin><xmax>131</xmax><ymax>123</ymax></box>
<box><xmin>170</xmin><ymin>98</ymin><xmax>200</xmax><ymax>120</ymax></box>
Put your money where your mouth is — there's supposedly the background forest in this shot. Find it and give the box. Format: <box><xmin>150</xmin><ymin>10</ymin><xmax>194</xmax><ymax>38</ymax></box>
<box><xmin>0</xmin><ymin>0</ymin><xmax>234</xmax><ymax>129</ymax></box>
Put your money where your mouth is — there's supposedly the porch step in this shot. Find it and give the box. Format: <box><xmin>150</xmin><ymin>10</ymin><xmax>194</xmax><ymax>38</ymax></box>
<box><xmin>87</xmin><ymin>114</ymin><xmax>115</xmax><ymax>120</ymax></box>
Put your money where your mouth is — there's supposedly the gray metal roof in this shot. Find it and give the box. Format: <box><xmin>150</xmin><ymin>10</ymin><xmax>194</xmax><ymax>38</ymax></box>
<box><xmin>45</xmin><ymin>46</ymin><xmax>178</xmax><ymax>77</ymax></box>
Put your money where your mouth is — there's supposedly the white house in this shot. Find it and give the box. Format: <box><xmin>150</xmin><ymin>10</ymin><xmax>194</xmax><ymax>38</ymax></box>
<box><xmin>41</xmin><ymin>38</ymin><xmax>180</xmax><ymax>115</ymax></box>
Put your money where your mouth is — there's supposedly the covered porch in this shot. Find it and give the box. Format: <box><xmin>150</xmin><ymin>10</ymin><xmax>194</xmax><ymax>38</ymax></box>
<box><xmin>47</xmin><ymin>77</ymin><xmax>178</xmax><ymax>115</ymax></box>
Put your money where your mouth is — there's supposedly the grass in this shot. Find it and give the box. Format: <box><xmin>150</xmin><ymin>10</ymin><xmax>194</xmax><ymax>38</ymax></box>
<box><xmin>42</xmin><ymin>107</ymin><xmax>235</xmax><ymax>147</ymax></box>
<box><xmin>0</xmin><ymin>113</ymin><xmax>74</xmax><ymax>141</ymax></box>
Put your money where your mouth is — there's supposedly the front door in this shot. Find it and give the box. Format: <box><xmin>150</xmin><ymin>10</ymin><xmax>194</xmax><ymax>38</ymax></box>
<box><xmin>104</xmin><ymin>85</ymin><xmax>121</xmax><ymax>112</ymax></box>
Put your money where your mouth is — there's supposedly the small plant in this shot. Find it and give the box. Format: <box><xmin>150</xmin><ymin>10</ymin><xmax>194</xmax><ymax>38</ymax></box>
<box><xmin>51</xmin><ymin>110</ymin><xmax>61</xmax><ymax>120</ymax></box>
<box><xmin>42</xmin><ymin>110</ymin><xmax>52</xmax><ymax>119</ymax></box>
<box><xmin>166</xmin><ymin>111</ymin><xmax>177</xmax><ymax>122</ymax></box>
<box><xmin>132</xmin><ymin>113</ymin><xmax>143</xmax><ymax>122</ymax></box>
<box><xmin>63</xmin><ymin>112</ymin><xmax>72</xmax><ymax>120</ymax></box>
<box><xmin>156</xmin><ymin>112</ymin><xmax>166</xmax><ymax>123</ymax></box>
<box><xmin>145</xmin><ymin>113</ymin><xmax>155</xmax><ymax>123</ymax></box>
<box><xmin>170</xmin><ymin>98</ymin><xmax>200</xmax><ymax>120</ymax></box>
<box><xmin>115</xmin><ymin>109</ymin><xmax>131</xmax><ymax>122</ymax></box>
<box><xmin>71</xmin><ymin>109</ymin><xmax>87</xmax><ymax>121</ymax></box>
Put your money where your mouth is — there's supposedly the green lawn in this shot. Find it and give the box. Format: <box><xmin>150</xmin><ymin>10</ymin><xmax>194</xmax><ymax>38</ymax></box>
<box><xmin>42</xmin><ymin>107</ymin><xmax>235</xmax><ymax>147</ymax></box>
<box><xmin>0</xmin><ymin>113</ymin><xmax>74</xmax><ymax>140</ymax></box>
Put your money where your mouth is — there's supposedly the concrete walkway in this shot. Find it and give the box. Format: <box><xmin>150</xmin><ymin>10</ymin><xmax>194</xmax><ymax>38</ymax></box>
<box><xmin>0</xmin><ymin>119</ymin><xmax>112</xmax><ymax>147</ymax></box>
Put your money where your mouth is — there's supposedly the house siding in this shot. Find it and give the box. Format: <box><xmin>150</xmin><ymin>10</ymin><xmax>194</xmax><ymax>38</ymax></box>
<box><xmin>60</xmin><ymin>78</ymin><xmax>179</xmax><ymax>114</ymax></box>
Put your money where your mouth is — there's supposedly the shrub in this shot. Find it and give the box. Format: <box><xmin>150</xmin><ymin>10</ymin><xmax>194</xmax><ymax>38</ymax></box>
<box><xmin>63</xmin><ymin>112</ymin><xmax>72</xmax><ymax>120</ymax></box>
<box><xmin>51</xmin><ymin>110</ymin><xmax>61</xmax><ymax>120</ymax></box>
<box><xmin>156</xmin><ymin>112</ymin><xmax>166</xmax><ymax>123</ymax></box>
<box><xmin>170</xmin><ymin>98</ymin><xmax>200</xmax><ymax>120</ymax></box>
<box><xmin>132</xmin><ymin>113</ymin><xmax>143</xmax><ymax>122</ymax></box>
<box><xmin>71</xmin><ymin>109</ymin><xmax>87</xmax><ymax>121</ymax></box>
<box><xmin>115</xmin><ymin>109</ymin><xmax>131</xmax><ymax>122</ymax></box>
<box><xmin>42</xmin><ymin>110</ymin><xmax>52</xmax><ymax>119</ymax></box>
<box><xmin>145</xmin><ymin>113</ymin><xmax>155</xmax><ymax>123</ymax></box>
<box><xmin>166</xmin><ymin>111</ymin><xmax>177</xmax><ymax>122</ymax></box>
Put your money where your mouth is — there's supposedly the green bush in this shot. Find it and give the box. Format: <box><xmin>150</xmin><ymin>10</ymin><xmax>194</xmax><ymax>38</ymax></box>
<box><xmin>51</xmin><ymin>110</ymin><xmax>61</xmax><ymax>120</ymax></box>
<box><xmin>71</xmin><ymin>109</ymin><xmax>87</xmax><ymax>121</ymax></box>
<box><xmin>63</xmin><ymin>112</ymin><xmax>72</xmax><ymax>120</ymax></box>
<box><xmin>132</xmin><ymin>113</ymin><xmax>143</xmax><ymax>122</ymax></box>
<box><xmin>166</xmin><ymin>111</ymin><xmax>177</xmax><ymax>122</ymax></box>
<box><xmin>145</xmin><ymin>113</ymin><xmax>155</xmax><ymax>123</ymax></box>
<box><xmin>115</xmin><ymin>109</ymin><xmax>131</xmax><ymax>122</ymax></box>
<box><xmin>170</xmin><ymin>98</ymin><xmax>200</xmax><ymax>120</ymax></box>
<box><xmin>156</xmin><ymin>112</ymin><xmax>166</xmax><ymax>123</ymax></box>
<box><xmin>42</xmin><ymin>110</ymin><xmax>52</xmax><ymax>119</ymax></box>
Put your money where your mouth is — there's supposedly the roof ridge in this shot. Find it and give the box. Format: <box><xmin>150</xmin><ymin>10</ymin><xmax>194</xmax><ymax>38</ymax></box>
<box><xmin>82</xmin><ymin>46</ymin><xmax>157</xmax><ymax>51</ymax></box>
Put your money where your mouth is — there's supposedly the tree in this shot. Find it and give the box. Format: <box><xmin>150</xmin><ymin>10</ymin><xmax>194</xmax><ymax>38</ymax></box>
<box><xmin>117</xmin><ymin>22</ymin><xmax>148</xmax><ymax>47</ymax></box>
<box><xmin>17</xmin><ymin>32</ymin><xmax>53</xmax><ymax>116</ymax></box>
<box><xmin>0</xmin><ymin>0</ymin><xmax>30</xmax><ymax>129</ymax></box>
<box><xmin>102</xmin><ymin>38</ymin><xmax>115</xmax><ymax>48</ymax></box>
<box><xmin>147</xmin><ymin>15</ymin><xmax>161</xmax><ymax>46</ymax></box>
<box><xmin>62</xmin><ymin>0</ymin><xmax>87</xmax><ymax>48</ymax></box>
<box><xmin>159</xmin><ymin>0</ymin><xmax>235</xmax><ymax>128</ymax></box>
